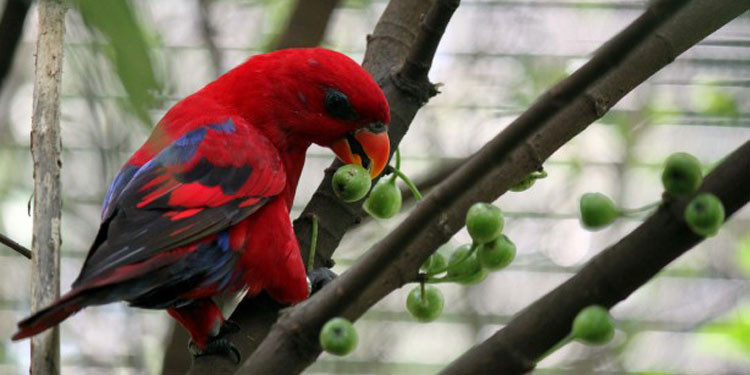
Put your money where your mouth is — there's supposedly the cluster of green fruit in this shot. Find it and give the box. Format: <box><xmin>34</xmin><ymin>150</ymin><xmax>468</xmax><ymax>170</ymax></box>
<box><xmin>320</xmin><ymin>151</ymin><xmax>422</xmax><ymax>357</ymax></box>
<box><xmin>579</xmin><ymin>152</ymin><xmax>725</xmax><ymax>237</ymax></box>
<box><xmin>331</xmin><ymin>150</ymin><xmax>421</xmax><ymax>219</ymax></box>
<box><xmin>407</xmin><ymin>202</ymin><xmax>517</xmax><ymax>322</ymax></box>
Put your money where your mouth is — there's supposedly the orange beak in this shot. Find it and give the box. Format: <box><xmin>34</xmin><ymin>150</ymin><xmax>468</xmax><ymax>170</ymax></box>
<box><xmin>331</xmin><ymin>124</ymin><xmax>390</xmax><ymax>179</ymax></box>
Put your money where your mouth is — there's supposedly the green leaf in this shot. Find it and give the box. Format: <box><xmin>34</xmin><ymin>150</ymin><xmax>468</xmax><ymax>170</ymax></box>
<box><xmin>697</xmin><ymin>305</ymin><xmax>750</xmax><ymax>361</ymax></box>
<box><xmin>74</xmin><ymin>0</ymin><xmax>162</xmax><ymax>126</ymax></box>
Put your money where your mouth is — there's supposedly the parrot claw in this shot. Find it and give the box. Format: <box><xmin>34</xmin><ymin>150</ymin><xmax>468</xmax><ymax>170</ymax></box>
<box><xmin>220</xmin><ymin>319</ymin><xmax>240</xmax><ymax>335</ymax></box>
<box><xmin>189</xmin><ymin>337</ymin><xmax>241</xmax><ymax>364</ymax></box>
<box><xmin>308</xmin><ymin>267</ymin><xmax>337</xmax><ymax>295</ymax></box>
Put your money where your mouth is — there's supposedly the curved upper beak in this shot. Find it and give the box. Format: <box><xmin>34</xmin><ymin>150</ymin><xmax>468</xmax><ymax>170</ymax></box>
<box><xmin>331</xmin><ymin>123</ymin><xmax>390</xmax><ymax>179</ymax></box>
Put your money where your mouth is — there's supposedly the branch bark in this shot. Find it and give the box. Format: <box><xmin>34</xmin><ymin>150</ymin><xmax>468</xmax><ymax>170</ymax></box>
<box><xmin>0</xmin><ymin>0</ymin><xmax>31</xmax><ymax>90</ymax></box>
<box><xmin>441</xmin><ymin>139</ymin><xmax>750</xmax><ymax>374</ymax></box>
<box><xmin>234</xmin><ymin>0</ymin><xmax>748</xmax><ymax>373</ymax></box>
<box><xmin>29</xmin><ymin>0</ymin><xmax>66</xmax><ymax>374</ymax></box>
<box><xmin>0</xmin><ymin>232</ymin><xmax>32</xmax><ymax>259</ymax></box>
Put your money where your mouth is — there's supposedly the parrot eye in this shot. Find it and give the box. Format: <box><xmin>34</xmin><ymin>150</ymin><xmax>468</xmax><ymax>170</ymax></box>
<box><xmin>324</xmin><ymin>89</ymin><xmax>357</xmax><ymax>121</ymax></box>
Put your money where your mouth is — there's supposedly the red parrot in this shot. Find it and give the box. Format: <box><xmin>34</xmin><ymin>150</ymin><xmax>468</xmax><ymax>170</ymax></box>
<box><xmin>12</xmin><ymin>47</ymin><xmax>390</xmax><ymax>359</ymax></box>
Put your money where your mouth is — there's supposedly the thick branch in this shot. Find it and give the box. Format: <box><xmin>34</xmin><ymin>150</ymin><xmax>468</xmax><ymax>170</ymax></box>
<box><xmin>0</xmin><ymin>233</ymin><xmax>32</xmax><ymax>259</ymax></box>
<box><xmin>30</xmin><ymin>0</ymin><xmax>66</xmax><ymax>374</ymax></box>
<box><xmin>0</xmin><ymin>0</ymin><xmax>30</xmax><ymax>90</ymax></box>
<box><xmin>238</xmin><ymin>0</ymin><xmax>747</xmax><ymax>373</ymax></box>
<box><xmin>441</xmin><ymin>140</ymin><xmax>750</xmax><ymax>373</ymax></box>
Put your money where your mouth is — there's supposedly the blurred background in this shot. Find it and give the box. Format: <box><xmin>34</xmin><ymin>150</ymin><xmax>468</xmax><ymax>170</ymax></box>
<box><xmin>0</xmin><ymin>0</ymin><xmax>749</xmax><ymax>374</ymax></box>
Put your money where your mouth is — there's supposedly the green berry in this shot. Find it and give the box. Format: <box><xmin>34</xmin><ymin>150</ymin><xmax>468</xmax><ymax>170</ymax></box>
<box><xmin>572</xmin><ymin>305</ymin><xmax>615</xmax><ymax>345</ymax></box>
<box><xmin>406</xmin><ymin>285</ymin><xmax>444</xmax><ymax>322</ymax></box>
<box><xmin>477</xmin><ymin>234</ymin><xmax>516</xmax><ymax>271</ymax></box>
<box><xmin>466</xmin><ymin>203</ymin><xmax>504</xmax><ymax>244</ymax></box>
<box><xmin>447</xmin><ymin>244</ymin><xmax>486</xmax><ymax>285</ymax></box>
<box><xmin>421</xmin><ymin>252</ymin><xmax>447</xmax><ymax>274</ymax></box>
<box><xmin>319</xmin><ymin>317</ymin><xmax>358</xmax><ymax>356</ymax></box>
<box><xmin>684</xmin><ymin>193</ymin><xmax>725</xmax><ymax>237</ymax></box>
<box><xmin>332</xmin><ymin>165</ymin><xmax>371</xmax><ymax>203</ymax></box>
<box><xmin>662</xmin><ymin>152</ymin><xmax>703</xmax><ymax>195</ymax></box>
<box><xmin>363</xmin><ymin>179</ymin><xmax>402</xmax><ymax>219</ymax></box>
<box><xmin>509</xmin><ymin>174</ymin><xmax>536</xmax><ymax>192</ymax></box>
<box><xmin>579</xmin><ymin>193</ymin><xmax>620</xmax><ymax>230</ymax></box>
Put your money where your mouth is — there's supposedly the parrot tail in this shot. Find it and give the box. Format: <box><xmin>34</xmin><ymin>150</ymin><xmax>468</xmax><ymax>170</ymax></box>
<box><xmin>12</xmin><ymin>291</ymin><xmax>85</xmax><ymax>340</ymax></box>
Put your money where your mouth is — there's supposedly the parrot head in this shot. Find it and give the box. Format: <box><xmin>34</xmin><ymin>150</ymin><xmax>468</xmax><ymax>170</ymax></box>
<box><xmin>211</xmin><ymin>47</ymin><xmax>391</xmax><ymax>179</ymax></box>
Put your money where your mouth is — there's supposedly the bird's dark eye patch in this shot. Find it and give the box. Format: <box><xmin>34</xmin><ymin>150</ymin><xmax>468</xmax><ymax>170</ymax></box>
<box><xmin>324</xmin><ymin>89</ymin><xmax>357</xmax><ymax>121</ymax></box>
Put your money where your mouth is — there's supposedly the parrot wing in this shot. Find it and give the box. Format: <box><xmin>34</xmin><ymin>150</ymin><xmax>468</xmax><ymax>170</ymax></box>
<box><xmin>72</xmin><ymin>117</ymin><xmax>286</xmax><ymax>289</ymax></box>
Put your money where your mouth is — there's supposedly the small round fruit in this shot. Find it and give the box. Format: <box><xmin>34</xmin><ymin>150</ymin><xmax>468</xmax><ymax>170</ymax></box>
<box><xmin>466</xmin><ymin>203</ymin><xmax>504</xmax><ymax>244</ymax></box>
<box><xmin>579</xmin><ymin>193</ymin><xmax>619</xmax><ymax>230</ymax></box>
<box><xmin>509</xmin><ymin>174</ymin><xmax>536</xmax><ymax>192</ymax></box>
<box><xmin>406</xmin><ymin>285</ymin><xmax>444</xmax><ymax>322</ymax></box>
<box><xmin>332</xmin><ymin>165</ymin><xmax>371</xmax><ymax>203</ymax></box>
<box><xmin>421</xmin><ymin>252</ymin><xmax>447</xmax><ymax>274</ymax></box>
<box><xmin>662</xmin><ymin>152</ymin><xmax>703</xmax><ymax>195</ymax></box>
<box><xmin>684</xmin><ymin>193</ymin><xmax>725</xmax><ymax>237</ymax></box>
<box><xmin>572</xmin><ymin>305</ymin><xmax>615</xmax><ymax>345</ymax></box>
<box><xmin>477</xmin><ymin>234</ymin><xmax>516</xmax><ymax>271</ymax></box>
<box><xmin>363</xmin><ymin>179</ymin><xmax>402</xmax><ymax>219</ymax></box>
<box><xmin>319</xmin><ymin>317</ymin><xmax>358</xmax><ymax>356</ymax></box>
<box><xmin>447</xmin><ymin>244</ymin><xmax>486</xmax><ymax>285</ymax></box>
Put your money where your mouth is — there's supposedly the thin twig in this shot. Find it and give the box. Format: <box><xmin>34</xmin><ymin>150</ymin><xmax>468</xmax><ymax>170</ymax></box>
<box><xmin>0</xmin><ymin>233</ymin><xmax>31</xmax><ymax>259</ymax></box>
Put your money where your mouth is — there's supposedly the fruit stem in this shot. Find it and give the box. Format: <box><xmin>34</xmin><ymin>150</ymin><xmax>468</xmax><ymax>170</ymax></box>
<box><xmin>391</xmin><ymin>166</ymin><xmax>423</xmax><ymax>201</ymax></box>
<box><xmin>426</xmin><ymin>243</ymin><xmax>478</xmax><ymax>279</ymax></box>
<box><xmin>307</xmin><ymin>214</ymin><xmax>319</xmax><ymax>273</ymax></box>
<box><xmin>533</xmin><ymin>170</ymin><xmax>548</xmax><ymax>179</ymax></box>
<box><xmin>420</xmin><ymin>280</ymin><xmax>426</xmax><ymax>304</ymax></box>
<box><xmin>619</xmin><ymin>200</ymin><xmax>660</xmax><ymax>217</ymax></box>
<box><xmin>537</xmin><ymin>333</ymin><xmax>574</xmax><ymax>362</ymax></box>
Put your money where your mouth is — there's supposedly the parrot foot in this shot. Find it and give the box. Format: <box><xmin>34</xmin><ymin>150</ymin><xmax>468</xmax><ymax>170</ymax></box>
<box><xmin>308</xmin><ymin>267</ymin><xmax>337</xmax><ymax>295</ymax></box>
<box><xmin>220</xmin><ymin>319</ymin><xmax>240</xmax><ymax>335</ymax></box>
<box><xmin>189</xmin><ymin>337</ymin><xmax>241</xmax><ymax>364</ymax></box>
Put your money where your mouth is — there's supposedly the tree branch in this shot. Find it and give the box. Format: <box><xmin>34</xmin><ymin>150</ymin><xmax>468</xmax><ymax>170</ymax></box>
<box><xmin>236</xmin><ymin>0</ymin><xmax>748</xmax><ymax>373</ymax></box>
<box><xmin>273</xmin><ymin>0</ymin><xmax>340</xmax><ymax>50</ymax></box>
<box><xmin>0</xmin><ymin>232</ymin><xmax>32</xmax><ymax>259</ymax></box>
<box><xmin>237</xmin><ymin>1</ymin><xmax>459</xmax><ymax>373</ymax></box>
<box><xmin>440</xmin><ymin>139</ymin><xmax>750</xmax><ymax>374</ymax></box>
<box><xmin>29</xmin><ymin>0</ymin><xmax>66</xmax><ymax>374</ymax></box>
<box><xmin>0</xmin><ymin>0</ymin><xmax>30</xmax><ymax>90</ymax></box>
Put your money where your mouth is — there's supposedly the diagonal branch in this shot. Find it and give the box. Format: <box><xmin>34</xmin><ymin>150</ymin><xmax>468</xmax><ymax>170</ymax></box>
<box><xmin>0</xmin><ymin>233</ymin><xmax>32</xmax><ymax>259</ymax></box>
<box><xmin>235</xmin><ymin>0</ymin><xmax>748</xmax><ymax>373</ymax></box>
<box><xmin>441</xmin><ymin>139</ymin><xmax>750</xmax><ymax>373</ymax></box>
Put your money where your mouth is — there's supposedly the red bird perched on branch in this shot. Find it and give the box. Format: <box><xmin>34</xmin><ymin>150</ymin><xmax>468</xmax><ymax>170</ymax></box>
<box><xmin>13</xmin><ymin>47</ymin><xmax>390</xmax><ymax>360</ymax></box>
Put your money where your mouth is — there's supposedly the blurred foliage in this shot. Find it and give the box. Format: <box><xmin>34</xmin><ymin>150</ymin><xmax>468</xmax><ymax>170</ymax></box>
<box><xmin>737</xmin><ymin>234</ymin><xmax>750</xmax><ymax>278</ymax></box>
<box><xmin>73</xmin><ymin>0</ymin><xmax>163</xmax><ymax>127</ymax></box>
<box><xmin>258</xmin><ymin>0</ymin><xmax>295</xmax><ymax>51</ymax></box>
<box><xmin>697</xmin><ymin>305</ymin><xmax>750</xmax><ymax>363</ymax></box>
<box><xmin>511</xmin><ymin>57</ymin><xmax>567</xmax><ymax>106</ymax></box>
<box><xmin>691</xmin><ymin>78</ymin><xmax>740</xmax><ymax>120</ymax></box>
